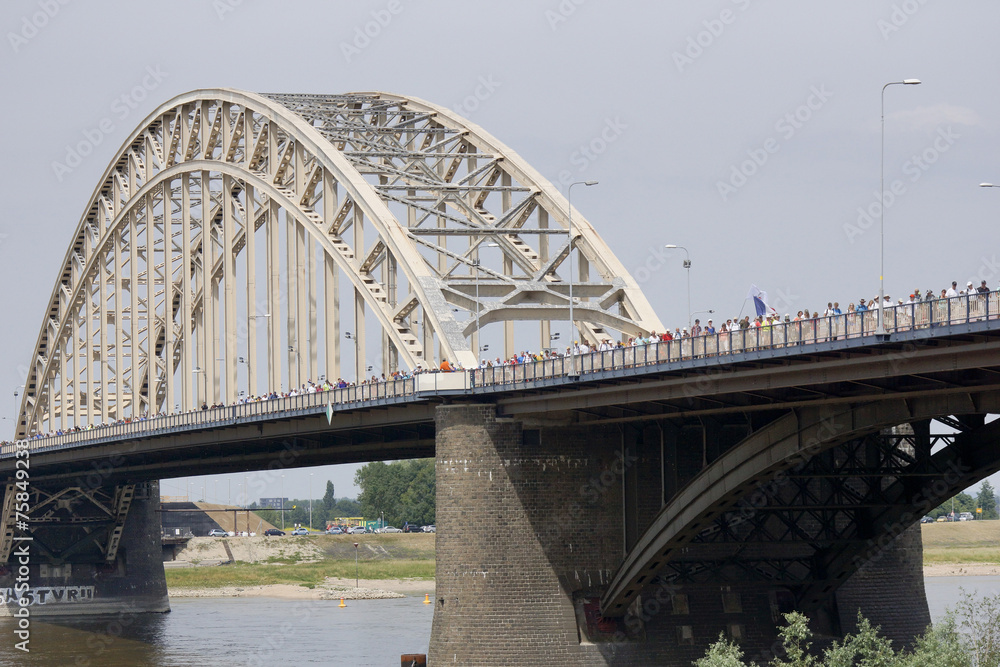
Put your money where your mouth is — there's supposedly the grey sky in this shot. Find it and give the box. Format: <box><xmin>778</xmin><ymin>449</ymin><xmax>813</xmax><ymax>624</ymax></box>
<box><xmin>1</xmin><ymin>0</ymin><xmax>998</xmax><ymax>502</ymax></box>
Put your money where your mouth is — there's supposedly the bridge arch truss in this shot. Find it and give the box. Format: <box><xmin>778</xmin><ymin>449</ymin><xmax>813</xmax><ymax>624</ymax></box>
<box><xmin>17</xmin><ymin>89</ymin><xmax>662</xmax><ymax>437</ymax></box>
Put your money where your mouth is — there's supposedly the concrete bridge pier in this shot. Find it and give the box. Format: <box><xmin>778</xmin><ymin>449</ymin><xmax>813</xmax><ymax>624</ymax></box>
<box><xmin>0</xmin><ymin>480</ymin><xmax>169</xmax><ymax>616</ymax></box>
<box><xmin>429</xmin><ymin>404</ymin><xmax>932</xmax><ymax>666</ymax></box>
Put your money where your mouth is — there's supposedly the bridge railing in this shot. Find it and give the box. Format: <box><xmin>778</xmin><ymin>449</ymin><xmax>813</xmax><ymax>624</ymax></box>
<box><xmin>471</xmin><ymin>291</ymin><xmax>1000</xmax><ymax>387</ymax></box>
<box><xmin>7</xmin><ymin>292</ymin><xmax>999</xmax><ymax>455</ymax></box>
<box><xmin>8</xmin><ymin>378</ymin><xmax>418</xmax><ymax>454</ymax></box>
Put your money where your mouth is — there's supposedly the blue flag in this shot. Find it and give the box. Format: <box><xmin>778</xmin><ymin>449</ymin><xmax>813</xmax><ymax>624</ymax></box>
<box><xmin>747</xmin><ymin>284</ymin><xmax>775</xmax><ymax>317</ymax></box>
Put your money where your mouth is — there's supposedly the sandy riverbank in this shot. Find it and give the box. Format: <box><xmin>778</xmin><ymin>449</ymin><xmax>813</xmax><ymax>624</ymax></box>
<box><xmin>168</xmin><ymin>567</ymin><xmax>994</xmax><ymax>599</ymax></box>
<box><xmin>923</xmin><ymin>564</ymin><xmax>1000</xmax><ymax>577</ymax></box>
<box><xmin>168</xmin><ymin>577</ymin><xmax>434</xmax><ymax>600</ymax></box>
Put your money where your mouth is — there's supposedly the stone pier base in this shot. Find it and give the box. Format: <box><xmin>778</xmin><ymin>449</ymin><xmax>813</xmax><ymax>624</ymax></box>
<box><xmin>428</xmin><ymin>405</ymin><xmax>932</xmax><ymax>666</ymax></box>
<box><xmin>0</xmin><ymin>480</ymin><xmax>169</xmax><ymax>616</ymax></box>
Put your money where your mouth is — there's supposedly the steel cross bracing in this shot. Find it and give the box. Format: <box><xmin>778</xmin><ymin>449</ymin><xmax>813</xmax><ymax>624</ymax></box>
<box><xmin>649</xmin><ymin>426</ymin><xmax>991</xmax><ymax>610</ymax></box>
<box><xmin>11</xmin><ymin>484</ymin><xmax>137</xmax><ymax>565</ymax></box>
<box><xmin>16</xmin><ymin>90</ymin><xmax>662</xmax><ymax>439</ymax></box>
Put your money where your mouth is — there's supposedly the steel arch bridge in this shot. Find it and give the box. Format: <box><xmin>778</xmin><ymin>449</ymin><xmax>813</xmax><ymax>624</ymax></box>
<box><xmin>16</xmin><ymin>89</ymin><xmax>662</xmax><ymax>438</ymax></box>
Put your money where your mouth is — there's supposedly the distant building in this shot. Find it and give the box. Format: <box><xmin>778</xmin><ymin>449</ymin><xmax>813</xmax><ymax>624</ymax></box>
<box><xmin>258</xmin><ymin>497</ymin><xmax>288</xmax><ymax>510</ymax></box>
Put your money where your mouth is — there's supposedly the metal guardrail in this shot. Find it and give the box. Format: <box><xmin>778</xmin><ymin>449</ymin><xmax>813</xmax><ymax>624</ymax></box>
<box><xmin>2</xmin><ymin>378</ymin><xmax>418</xmax><ymax>456</ymax></box>
<box><xmin>4</xmin><ymin>291</ymin><xmax>998</xmax><ymax>458</ymax></box>
<box><xmin>470</xmin><ymin>291</ymin><xmax>1000</xmax><ymax>387</ymax></box>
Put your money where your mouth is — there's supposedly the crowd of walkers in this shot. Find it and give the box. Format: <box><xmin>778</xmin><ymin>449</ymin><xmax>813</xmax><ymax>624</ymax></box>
<box><xmin>476</xmin><ymin>279</ymin><xmax>997</xmax><ymax>369</ymax></box>
<box><xmin>9</xmin><ymin>279</ymin><xmax>998</xmax><ymax>444</ymax></box>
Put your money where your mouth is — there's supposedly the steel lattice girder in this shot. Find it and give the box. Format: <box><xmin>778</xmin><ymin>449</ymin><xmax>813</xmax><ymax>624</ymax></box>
<box><xmin>602</xmin><ymin>403</ymin><xmax>1000</xmax><ymax>617</ymax></box>
<box><xmin>628</xmin><ymin>423</ymin><xmax>1000</xmax><ymax>609</ymax></box>
<box><xmin>16</xmin><ymin>90</ymin><xmax>662</xmax><ymax>438</ymax></box>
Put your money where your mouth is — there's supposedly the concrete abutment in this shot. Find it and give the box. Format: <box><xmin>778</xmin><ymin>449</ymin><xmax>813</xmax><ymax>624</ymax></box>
<box><xmin>0</xmin><ymin>480</ymin><xmax>168</xmax><ymax>616</ymax></box>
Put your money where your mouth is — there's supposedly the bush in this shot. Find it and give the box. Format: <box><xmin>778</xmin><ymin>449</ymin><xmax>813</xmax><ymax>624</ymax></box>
<box><xmin>696</xmin><ymin>590</ymin><xmax>1000</xmax><ymax>667</ymax></box>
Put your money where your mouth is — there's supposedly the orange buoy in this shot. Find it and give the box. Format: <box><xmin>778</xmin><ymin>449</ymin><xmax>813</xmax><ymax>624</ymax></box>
<box><xmin>423</xmin><ymin>594</ymin><xmax>430</xmax><ymax>604</ymax></box>
<box><xmin>339</xmin><ymin>597</ymin><xmax>346</xmax><ymax>608</ymax></box>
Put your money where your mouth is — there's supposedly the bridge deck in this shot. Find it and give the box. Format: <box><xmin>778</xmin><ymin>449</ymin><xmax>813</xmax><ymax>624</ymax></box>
<box><xmin>4</xmin><ymin>297</ymin><xmax>1000</xmax><ymax>468</ymax></box>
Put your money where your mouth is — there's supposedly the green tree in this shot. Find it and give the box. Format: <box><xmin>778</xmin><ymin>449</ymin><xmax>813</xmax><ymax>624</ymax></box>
<box><xmin>323</xmin><ymin>480</ymin><xmax>336</xmax><ymax>511</ymax></box>
<box><xmin>693</xmin><ymin>591</ymin><xmax>1000</xmax><ymax>666</ymax></box>
<box><xmin>931</xmin><ymin>492</ymin><xmax>976</xmax><ymax>519</ymax></box>
<box><xmin>355</xmin><ymin>459</ymin><xmax>435</xmax><ymax>526</ymax></box>
<box><xmin>976</xmin><ymin>480</ymin><xmax>998</xmax><ymax>520</ymax></box>
<box><xmin>333</xmin><ymin>497</ymin><xmax>361</xmax><ymax>516</ymax></box>
<box><xmin>400</xmin><ymin>460</ymin><xmax>436</xmax><ymax>526</ymax></box>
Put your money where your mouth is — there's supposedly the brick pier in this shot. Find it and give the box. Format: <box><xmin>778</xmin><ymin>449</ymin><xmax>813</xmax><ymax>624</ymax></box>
<box><xmin>428</xmin><ymin>404</ymin><xmax>931</xmax><ymax>665</ymax></box>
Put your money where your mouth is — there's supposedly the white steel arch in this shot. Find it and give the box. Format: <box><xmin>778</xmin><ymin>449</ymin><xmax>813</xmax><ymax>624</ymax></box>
<box><xmin>15</xmin><ymin>89</ymin><xmax>664</xmax><ymax>438</ymax></box>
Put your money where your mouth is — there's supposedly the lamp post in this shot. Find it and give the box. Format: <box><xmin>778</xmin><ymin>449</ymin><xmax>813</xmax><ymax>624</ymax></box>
<box><xmin>567</xmin><ymin>180</ymin><xmax>598</xmax><ymax>377</ymax></box>
<box><xmin>472</xmin><ymin>259</ymin><xmax>482</xmax><ymax>365</ymax></box>
<box><xmin>13</xmin><ymin>385</ymin><xmax>25</xmax><ymax>431</ymax></box>
<box><xmin>354</xmin><ymin>542</ymin><xmax>360</xmax><ymax>588</ymax></box>
<box><xmin>878</xmin><ymin>79</ymin><xmax>921</xmax><ymax>337</ymax></box>
<box><xmin>237</xmin><ymin>356</ymin><xmax>251</xmax><ymax>397</ymax></box>
<box><xmin>343</xmin><ymin>333</ymin><xmax>360</xmax><ymax>381</ymax></box>
<box><xmin>309</xmin><ymin>472</ymin><xmax>313</xmax><ymax>531</ymax></box>
<box><xmin>980</xmin><ymin>183</ymin><xmax>1000</xmax><ymax>188</ymax></box>
<box><xmin>192</xmin><ymin>367</ymin><xmax>205</xmax><ymax>408</ymax></box>
<box><xmin>691</xmin><ymin>310</ymin><xmax>715</xmax><ymax>330</ymax></box>
<box><xmin>280</xmin><ymin>474</ymin><xmax>285</xmax><ymax>530</ymax></box>
<box><xmin>664</xmin><ymin>245</ymin><xmax>692</xmax><ymax>326</ymax></box>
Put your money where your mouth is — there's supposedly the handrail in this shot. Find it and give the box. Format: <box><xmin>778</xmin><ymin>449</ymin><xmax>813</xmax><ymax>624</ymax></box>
<box><xmin>4</xmin><ymin>291</ymin><xmax>998</xmax><ymax>457</ymax></box>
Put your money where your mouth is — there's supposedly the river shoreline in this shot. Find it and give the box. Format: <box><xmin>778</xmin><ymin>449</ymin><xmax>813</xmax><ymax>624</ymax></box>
<box><xmin>168</xmin><ymin>577</ymin><xmax>434</xmax><ymax>600</ymax></box>
<box><xmin>165</xmin><ymin>566</ymin><xmax>992</xmax><ymax>600</ymax></box>
<box><xmin>923</xmin><ymin>564</ymin><xmax>1000</xmax><ymax>577</ymax></box>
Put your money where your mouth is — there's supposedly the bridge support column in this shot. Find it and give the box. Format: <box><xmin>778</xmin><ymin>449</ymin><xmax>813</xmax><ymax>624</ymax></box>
<box><xmin>834</xmin><ymin>524</ymin><xmax>930</xmax><ymax>646</ymax></box>
<box><xmin>432</xmin><ymin>405</ymin><xmax>735</xmax><ymax>665</ymax></box>
<box><xmin>0</xmin><ymin>480</ymin><xmax>168</xmax><ymax>616</ymax></box>
<box><xmin>431</xmin><ymin>404</ymin><xmax>630</xmax><ymax>665</ymax></box>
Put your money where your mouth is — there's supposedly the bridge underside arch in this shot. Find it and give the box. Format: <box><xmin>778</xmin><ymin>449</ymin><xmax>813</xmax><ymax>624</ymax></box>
<box><xmin>603</xmin><ymin>393</ymin><xmax>1000</xmax><ymax>623</ymax></box>
<box><xmin>17</xmin><ymin>90</ymin><xmax>662</xmax><ymax>438</ymax></box>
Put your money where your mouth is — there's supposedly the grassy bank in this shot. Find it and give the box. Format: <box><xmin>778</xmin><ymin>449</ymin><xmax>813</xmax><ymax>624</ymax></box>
<box><xmin>166</xmin><ymin>533</ymin><xmax>436</xmax><ymax>589</ymax></box>
<box><xmin>166</xmin><ymin>559</ymin><xmax>435</xmax><ymax>589</ymax></box>
<box><xmin>921</xmin><ymin>520</ymin><xmax>1000</xmax><ymax>565</ymax></box>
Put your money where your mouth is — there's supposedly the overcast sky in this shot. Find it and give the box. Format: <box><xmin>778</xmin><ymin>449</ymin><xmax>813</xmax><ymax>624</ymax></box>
<box><xmin>2</xmin><ymin>1</ymin><xmax>998</xmax><ymax>503</ymax></box>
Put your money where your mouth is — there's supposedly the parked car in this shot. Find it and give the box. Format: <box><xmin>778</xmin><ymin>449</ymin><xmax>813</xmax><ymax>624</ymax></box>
<box><xmin>348</xmin><ymin>526</ymin><xmax>367</xmax><ymax>535</ymax></box>
<box><xmin>378</xmin><ymin>526</ymin><xmax>402</xmax><ymax>533</ymax></box>
<box><xmin>403</xmin><ymin>524</ymin><xmax>422</xmax><ymax>533</ymax></box>
<box><xmin>208</xmin><ymin>529</ymin><xmax>228</xmax><ymax>537</ymax></box>
<box><xmin>264</xmin><ymin>528</ymin><xmax>285</xmax><ymax>536</ymax></box>
<box><xmin>919</xmin><ymin>516</ymin><xmax>934</xmax><ymax>524</ymax></box>
<box><xmin>959</xmin><ymin>512</ymin><xmax>974</xmax><ymax>521</ymax></box>
<box><xmin>290</xmin><ymin>527</ymin><xmax>309</xmax><ymax>536</ymax></box>
<box><xmin>423</xmin><ymin>525</ymin><xmax>436</xmax><ymax>533</ymax></box>
<box><xmin>326</xmin><ymin>527</ymin><xmax>343</xmax><ymax>535</ymax></box>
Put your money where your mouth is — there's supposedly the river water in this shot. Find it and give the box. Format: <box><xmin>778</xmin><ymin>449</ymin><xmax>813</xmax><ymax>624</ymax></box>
<box><xmin>0</xmin><ymin>577</ymin><xmax>995</xmax><ymax>665</ymax></box>
<box><xmin>0</xmin><ymin>596</ymin><xmax>433</xmax><ymax>666</ymax></box>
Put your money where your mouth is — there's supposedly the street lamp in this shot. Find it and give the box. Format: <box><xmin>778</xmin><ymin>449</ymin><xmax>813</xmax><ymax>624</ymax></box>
<box><xmin>280</xmin><ymin>473</ymin><xmax>285</xmax><ymax>530</ymax></box>
<box><xmin>237</xmin><ymin>356</ymin><xmax>251</xmax><ymax>397</ymax></box>
<box><xmin>665</xmin><ymin>245</ymin><xmax>693</xmax><ymax>326</ymax></box>
<box><xmin>309</xmin><ymin>472</ymin><xmax>313</xmax><ymax>531</ymax></box>
<box><xmin>980</xmin><ymin>183</ymin><xmax>1000</xmax><ymax>188</ymax></box>
<box><xmin>471</xmin><ymin>242</ymin><xmax>499</xmax><ymax>367</ymax></box>
<box><xmin>878</xmin><ymin>78</ymin><xmax>921</xmax><ymax>337</ymax></box>
<box><xmin>567</xmin><ymin>180</ymin><xmax>599</xmax><ymax>378</ymax></box>
<box><xmin>471</xmin><ymin>259</ymin><xmax>482</xmax><ymax>365</ymax></box>
<box><xmin>691</xmin><ymin>310</ymin><xmax>715</xmax><ymax>329</ymax></box>
<box><xmin>343</xmin><ymin>333</ymin><xmax>362</xmax><ymax>380</ymax></box>
<box><xmin>12</xmin><ymin>385</ymin><xmax>25</xmax><ymax>429</ymax></box>
<box><xmin>354</xmin><ymin>542</ymin><xmax>360</xmax><ymax>588</ymax></box>
<box><xmin>192</xmin><ymin>367</ymin><xmax>206</xmax><ymax>407</ymax></box>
